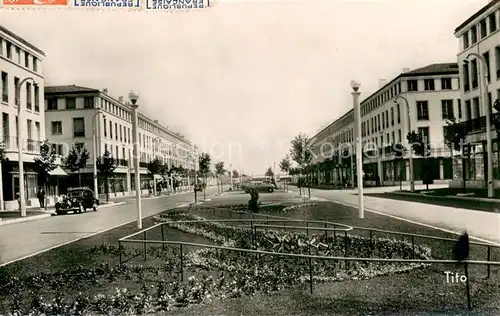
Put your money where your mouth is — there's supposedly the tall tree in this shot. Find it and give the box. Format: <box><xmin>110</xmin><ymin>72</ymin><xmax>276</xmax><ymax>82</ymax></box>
<box><xmin>444</xmin><ymin>118</ymin><xmax>469</xmax><ymax>193</ymax></box>
<box><xmin>147</xmin><ymin>158</ymin><xmax>164</xmax><ymax>196</ymax></box>
<box><xmin>64</xmin><ymin>142</ymin><xmax>90</xmax><ymax>186</ymax></box>
<box><xmin>279</xmin><ymin>156</ymin><xmax>291</xmax><ymax>191</ymax></box>
<box><xmin>290</xmin><ymin>133</ymin><xmax>313</xmax><ymax>196</ymax></box>
<box><xmin>265</xmin><ymin>166</ymin><xmax>274</xmax><ymax>177</ymax></box>
<box><xmin>198</xmin><ymin>153</ymin><xmax>211</xmax><ymax>200</ymax></box>
<box><xmin>96</xmin><ymin>150</ymin><xmax>116</xmax><ymax>202</ymax></box>
<box><xmin>407</xmin><ymin>131</ymin><xmax>433</xmax><ymax>190</ymax></box>
<box><xmin>232</xmin><ymin>169</ymin><xmax>239</xmax><ymax>178</ymax></box>
<box><xmin>215</xmin><ymin>161</ymin><xmax>225</xmax><ymax>193</ymax></box>
<box><xmin>34</xmin><ymin>140</ymin><xmax>57</xmax><ymax>193</ymax></box>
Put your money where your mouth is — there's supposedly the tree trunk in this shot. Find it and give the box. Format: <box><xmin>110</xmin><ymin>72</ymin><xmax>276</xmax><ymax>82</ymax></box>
<box><xmin>105</xmin><ymin>177</ymin><xmax>109</xmax><ymax>202</ymax></box>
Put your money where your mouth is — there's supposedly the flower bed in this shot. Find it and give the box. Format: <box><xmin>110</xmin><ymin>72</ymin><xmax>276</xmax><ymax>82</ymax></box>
<box><xmin>155</xmin><ymin>212</ymin><xmax>432</xmax><ymax>296</ymax></box>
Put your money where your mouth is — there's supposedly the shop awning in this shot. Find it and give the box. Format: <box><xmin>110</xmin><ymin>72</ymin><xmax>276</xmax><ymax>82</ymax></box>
<box><xmin>49</xmin><ymin>166</ymin><xmax>68</xmax><ymax>176</ymax></box>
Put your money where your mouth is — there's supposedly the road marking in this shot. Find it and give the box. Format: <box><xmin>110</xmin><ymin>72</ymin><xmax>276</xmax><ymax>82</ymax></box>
<box><xmin>0</xmin><ymin>200</ymin><xmax>193</xmax><ymax>268</ymax></box>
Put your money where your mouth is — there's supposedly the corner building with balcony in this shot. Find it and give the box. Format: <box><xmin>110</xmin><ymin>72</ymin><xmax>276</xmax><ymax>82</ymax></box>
<box><xmin>44</xmin><ymin>86</ymin><xmax>198</xmax><ymax>197</ymax></box>
<box><xmin>309</xmin><ymin>63</ymin><xmax>460</xmax><ymax>186</ymax></box>
<box><xmin>0</xmin><ymin>25</ymin><xmax>46</xmax><ymax>211</ymax></box>
<box><xmin>452</xmin><ymin>0</ymin><xmax>500</xmax><ymax>188</ymax></box>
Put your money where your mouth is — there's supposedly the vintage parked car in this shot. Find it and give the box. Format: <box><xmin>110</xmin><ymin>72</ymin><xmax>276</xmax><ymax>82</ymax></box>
<box><xmin>244</xmin><ymin>180</ymin><xmax>277</xmax><ymax>193</ymax></box>
<box><xmin>55</xmin><ymin>187</ymin><xmax>99</xmax><ymax>215</ymax></box>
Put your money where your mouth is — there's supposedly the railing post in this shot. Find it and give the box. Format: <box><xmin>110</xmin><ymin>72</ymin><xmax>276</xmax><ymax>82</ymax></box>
<box><xmin>333</xmin><ymin>225</ymin><xmax>336</xmax><ymax>241</ymax></box>
<box><xmin>250</xmin><ymin>220</ymin><xmax>254</xmax><ymax>248</ymax></box>
<box><xmin>180</xmin><ymin>244</ymin><xmax>184</xmax><ymax>282</ymax></box>
<box><xmin>306</xmin><ymin>222</ymin><xmax>309</xmax><ymax>237</ymax></box>
<box><xmin>284</xmin><ymin>221</ymin><xmax>286</xmax><ymax>231</ymax></box>
<box><xmin>411</xmin><ymin>235</ymin><xmax>415</xmax><ymax>259</ymax></box>
<box><xmin>143</xmin><ymin>231</ymin><xmax>147</xmax><ymax>261</ymax></box>
<box><xmin>487</xmin><ymin>245</ymin><xmax>491</xmax><ymax>279</ymax></box>
<box><xmin>161</xmin><ymin>224</ymin><xmax>165</xmax><ymax>250</ymax></box>
<box><xmin>464</xmin><ymin>263</ymin><xmax>472</xmax><ymax>311</ymax></box>
<box><xmin>344</xmin><ymin>231</ymin><xmax>348</xmax><ymax>269</ymax></box>
<box><xmin>118</xmin><ymin>240</ymin><xmax>122</xmax><ymax>267</ymax></box>
<box><xmin>324</xmin><ymin>223</ymin><xmax>328</xmax><ymax>240</ymax></box>
<box><xmin>309</xmin><ymin>256</ymin><xmax>313</xmax><ymax>294</ymax></box>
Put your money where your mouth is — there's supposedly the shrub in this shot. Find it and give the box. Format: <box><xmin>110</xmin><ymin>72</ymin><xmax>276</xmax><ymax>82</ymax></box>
<box><xmin>248</xmin><ymin>188</ymin><xmax>259</xmax><ymax>212</ymax></box>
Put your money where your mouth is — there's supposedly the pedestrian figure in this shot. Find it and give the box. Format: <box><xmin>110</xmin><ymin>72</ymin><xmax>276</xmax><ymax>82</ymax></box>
<box><xmin>375</xmin><ymin>175</ymin><xmax>380</xmax><ymax>187</ymax></box>
<box><xmin>37</xmin><ymin>188</ymin><xmax>46</xmax><ymax>209</ymax></box>
<box><xmin>15</xmin><ymin>192</ymin><xmax>20</xmax><ymax>210</ymax></box>
<box><xmin>453</xmin><ymin>232</ymin><xmax>470</xmax><ymax>262</ymax></box>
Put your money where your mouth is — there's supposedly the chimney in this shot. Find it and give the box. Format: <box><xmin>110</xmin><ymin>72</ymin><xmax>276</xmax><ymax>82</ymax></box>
<box><xmin>118</xmin><ymin>96</ymin><xmax>124</xmax><ymax>102</ymax></box>
<box><xmin>102</xmin><ymin>88</ymin><xmax>108</xmax><ymax>94</ymax></box>
<box><xmin>378</xmin><ymin>79</ymin><xmax>387</xmax><ymax>88</ymax></box>
<box><xmin>402</xmin><ymin>68</ymin><xmax>410</xmax><ymax>73</ymax></box>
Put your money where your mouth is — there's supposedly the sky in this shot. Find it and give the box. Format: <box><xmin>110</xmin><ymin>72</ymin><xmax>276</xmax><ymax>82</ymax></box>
<box><xmin>0</xmin><ymin>0</ymin><xmax>490</xmax><ymax>175</ymax></box>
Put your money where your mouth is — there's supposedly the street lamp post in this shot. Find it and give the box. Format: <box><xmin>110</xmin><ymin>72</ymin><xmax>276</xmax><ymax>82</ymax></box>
<box><xmin>16</xmin><ymin>77</ymin><xmax>37</xmax><ymax>217</ymax></box>
<box><xmin>465</xmin><ymin>53</ymin><xmax>494</xmax><ymax>198</ymax></box>
<box><xmin>92</xmin><ymin>112</ymin><xmax>105</xmax><ymax>201</ymax></box>
<box><xmin>351</xmin><ymin>80</ymin><xmax>364</xmax><ymax>219</ymax></box>
<box><xmin>129</xmin><ymin>90</ymin><xmax>142</xmax><ymax>229</ymax></box>
<box><xmin>394</xmin><ymin>95</ymin><xmax>415</xmax><ymax>192</ymax></box>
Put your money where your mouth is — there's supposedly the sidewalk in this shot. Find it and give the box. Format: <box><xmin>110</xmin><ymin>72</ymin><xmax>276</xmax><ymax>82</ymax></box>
<box><xmin>288</xmin><ymin>186</ymin><xmax>500</xmax><ymax>245</ymax></box>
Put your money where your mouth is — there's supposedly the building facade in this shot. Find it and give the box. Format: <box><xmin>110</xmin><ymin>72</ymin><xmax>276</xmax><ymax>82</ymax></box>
<box><xmin>452</xmin><ymin>0</ymin><xmax>500</xmax><ymax>188</ymax></box>
<box><xmin>0</xmin><ymin>25</ymin><xmax>46</xmax><ymax>210</ymax></box>
<box><xmin>310</xmin><ymin>63</ymin><xmax>461</xmax><ymax>186</ymax></box>
<box><xmin>44</xmin><ymin>85</ymin><xmax>198</xmax><ymax>197</ymax></box>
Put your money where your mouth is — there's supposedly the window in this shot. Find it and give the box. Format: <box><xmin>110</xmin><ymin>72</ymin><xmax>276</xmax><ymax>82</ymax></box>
<box><xmin>382</xmin><ymin>112</ymin><xmax>385</xmax><ymax>129</ymax></box>
<box><xmin>441</xmin><ymin>78</ymin><xmax>452</xmax><ymax>90</ymax></box>
<box><xmin>109</xmin><ymin>121</ymin><xmax>113</xmax><ymax>138</ymax></box>
<box><xmin>407</xmin><ymin>80</ymin><xmax>418</xmax><ymax>91</ymax></box>
<box><xmin>418</xmin><ymin>127</ymin><xmax>430</xmax><ymax>143</ymax></box>
<box><xmin>6</xmin><ymin>41</ymin><xmax>12</xmax><ymax>59</ymax></box>
<box><xmin>32</xmin><ymin>57</ymin><xmax>38</xmax><ymax>72</ymax></box>
<box><xmin>471</xmin><ymin>25</ymin><xmax>477</xmax><ymax>44</ymax></box>
<box><xmin>495</xmin><ymin>46</ymin><xmax>500</xmax><ymax>79</ymax></box>
<box><xmin>416</xmin><ymin>101</ymin><xmax>429</xmax><ymax>120</ymax></box>
<box><xmin>35</xmin><ymin>122</ymin><xmax>40</xmax><ymax>140</ymax></box>
<box><xmin>83</xmin><ymin>97</ymin><xmax>94</xmax><ymax>108</ymax></box>
<box><xmin>490</xmin><ymin>12</ymin><xmax>497</xmax><ymax>32</ymax></box>
<box><xmin>1</xmin><ymin>72</ymin><xmax>7</xmax><ymax>102</ymax></box>
<box><xmin>120</xmin><ymin>125</ymin><xmax>123</xmax><ymax>142</ymax></box>
<box><xmin>128</xmin><ymin>128</ymin><xmax>131</xmax><ymax>143</ymax></box>
<box><xmin>14</xmin><ymin>77</ymin><xmax>19</xmax><ymax>102</ymax></box>
<box><xmin>441</xmin><ymin>100</ymin><xmax>454</xmax><ymax>119</ymax></box>
<box><xmin>390</xmin><ymin>107</ymin><xmax>394</xmax><ymax>126</ymax></box>
<box><xmin>377</xmin><ymin>114</ymin><xmax>381</xmax><ymax>131</ymax></box>
<box><xmin>51</xmin><ymin>144</ymin><xmax>64</xmax><ymax>156</ymax></box>
<box><xmin>51</xmin><ymin>121</ymin><xmax>62</xmax><ymax>135</ymax></box>
<box><xmin>465</xmin><ymin>100</ymin><xmax>472</xmax><ymax>120</ymax></box>
<box><xmin>471</xmin><ymin>59</ymin><xmax>478</xmax><ymax>89</ymax></box>
<box><xmin>458</xmin><ymin>99</ymin><xmax>462</xmax><ymax>119</ymax></box>
<box><xmin>385</xmin><ymin>110</ymin><xmax>389</xmax><ymax>127</ymax></box>
<box><xmin>371</xmin><ymin>117</ymin><xmax>374</xmax><ymax>133</ymax></box>
<box><xmin>397</xmin><ymin>104</ymin><xmax>401</xmax><ymax>123</ymax></box>
<box><xmin>463</xmin><ymin>63</ymin><xmax>470</xmax><ymax>91</ymax></box>
<box><xmin>103</xmin><ymin>118</ymin><xmax>107</xmax><ymax>137</ymax></box>
<box><xmin>424</xmin><ymin>79</ymin><xmax>435</xmax><ymax>91</ymax></box>
<box><xmin>26</xmin><ymin>83</ymin><xmax>32</xmax><ymax>110</ymax></box>
<box><xmin>34</xmin><ymin>85</ymin><xmax>39</xmax><ymax>112</ymax></box>
<box><xmin>66</xmin><ymin>97</ymin><xmax>76</xmax><ymax>109</ymax></box>
<box><xmin>484</xmin><ymin>51</ymin><xmax>491</xmax><ymax>82</ymax></box>
<box><xmin>15</xmin><ymin>47</ymin><xmax>20</xmax><ymax>63</ymax></box>
<box><xmin>73</xmin><ymin>118</ymin><xmax>85</xmax><ymax>137</ymax></box>
<box><xmin>115</xmin><ymin>123</ymin><xmax>118</xmax><ymax>140</ymax></box>
<box><xmin>480</xmin><ymin>19</ymin><xmax>487</xmax><ymax>38</ymax></box>
<box><xmin>47</xmin><ymin>98</ymin><xmax>58</xmax><ymax>110</ymax></box>
<box><xmin>398</xmin><ymin>129</ymin><xmax>401</xmax><ymax>142</ymax></box>
<box><xmin>463</xmin><ymin>32</ymin><xmax>469</xmax><ymax>49</ymax></box>
<box><xmin>391</xmin><ymin>131</ymin><xmax>395</xmax><ymax>143</ymax></box>
<box><xmin>24</xmin><ymin>52</ymin><xmax>29</xmax><ymax>68</ymax></box>
<box><xmin>473</xmin><ymin>97</ymin><xmax>480</xmax><ymax>118</ymax></box>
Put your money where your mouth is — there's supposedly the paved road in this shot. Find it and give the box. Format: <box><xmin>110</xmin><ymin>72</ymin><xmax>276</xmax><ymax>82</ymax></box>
<box><xmin>288</xmin><ymin>185</ymin><xmax>500</xmax><ymax>245</ymax></box>
<box><xmin>0</xmin><ymin>186</ymin><xmax>221</xmax><ymax>266</ymax></box>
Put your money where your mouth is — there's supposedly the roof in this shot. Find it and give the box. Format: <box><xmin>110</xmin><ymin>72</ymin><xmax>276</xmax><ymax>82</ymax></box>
<box><xmin>45</xmin><ymin>85</ymin><xmax>100</xmax><ymax>94</ymax></box>
<box><xmin>0</xmin><ymin>25</ymin><xmax>45</xmax><ymax>57</ymax></box>
<box><xmin>402</xmin><ymin>63</ymin><xmax>459</xmax><ymax>77</ymax></box>
<box><xmin>455</xmin><ymin>0</ymin><xmax>500</xmax><ymax>34</ymax></box>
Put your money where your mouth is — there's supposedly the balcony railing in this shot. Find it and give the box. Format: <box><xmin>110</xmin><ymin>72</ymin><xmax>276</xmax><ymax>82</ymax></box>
<box><xmin>444</xmin><ymin>112</ymin><xmax>500</xmax><ymax>135</ymax></box>
<box><xmin>1</xmin><ymin>136</ymin><xmax>41</xmax><ymax>153</ymax></box>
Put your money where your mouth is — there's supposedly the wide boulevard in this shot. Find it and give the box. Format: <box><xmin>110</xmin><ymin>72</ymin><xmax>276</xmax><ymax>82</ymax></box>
<box><xmin>0</xmin><ymin>186</ymin><xmax>220</xmax><ymax>266</ymax></box>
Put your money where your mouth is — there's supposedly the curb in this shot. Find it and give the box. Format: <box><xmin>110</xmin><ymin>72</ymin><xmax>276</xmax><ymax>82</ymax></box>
<box><xmin>388</xmin><ymin>191</ymin><xmax>500</xmax><ymax>204</ymax></box>
<box><xmin>0</xmin><ymin>213</ymin><xmax>52</xmax><ymax>226</ymax></box>
<box><xmin>99</xmin><ymin>202</ymin><xmax>126</xmax><ymax>208</ymax></box>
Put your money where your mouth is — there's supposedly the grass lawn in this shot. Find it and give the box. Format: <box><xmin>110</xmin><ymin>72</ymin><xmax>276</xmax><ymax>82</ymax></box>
<box><xmin>0</xmin><ymin>201</ymin><xmax>499</xmax><ymax>315</ymax></box>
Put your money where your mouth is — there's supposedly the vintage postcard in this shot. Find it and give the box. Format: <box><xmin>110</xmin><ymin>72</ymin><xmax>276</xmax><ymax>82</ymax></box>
<box><xmin>0</xmin><ymin>0</ymin><xmax>499</xmax><ymax>315</ymax></box>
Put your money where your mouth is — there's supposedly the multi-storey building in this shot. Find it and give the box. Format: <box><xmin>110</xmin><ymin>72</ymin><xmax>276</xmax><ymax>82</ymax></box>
<box><xmin>0</xmin><ymin>25</ymin><xmax>46</xmax><ymax>210</ymax></box>
<box><xmin>44</xmin><ymin>85</ymin><xmax>198</xmax><ymax>197</ymax></box>
<box><xmin>310</xmin><ymin>63</ymin><xmax>461</xmax><ymax>186</ymax></box>
<box><xmin>452</xmin><ymin>0</ymin><xmax>500</xmax><ymax>188</ymax></box>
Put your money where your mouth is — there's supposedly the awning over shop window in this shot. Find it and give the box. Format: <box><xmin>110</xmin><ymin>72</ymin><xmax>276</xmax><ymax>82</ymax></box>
<box><xmin>49</xmin><ymin>166</ymin><xmax>68</xmax><ymax>176</ymax></box>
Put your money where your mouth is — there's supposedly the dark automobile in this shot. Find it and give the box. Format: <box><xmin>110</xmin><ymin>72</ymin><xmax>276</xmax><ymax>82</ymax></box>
<box><xmin>244</xmin><ymin>180</ymin><xmax>277</xmax><ymax>193</ymax></box>
<box><xmin>55</xmin><ymin>187</ymin><xmax>99</xmax><ymax>215</ymax></box>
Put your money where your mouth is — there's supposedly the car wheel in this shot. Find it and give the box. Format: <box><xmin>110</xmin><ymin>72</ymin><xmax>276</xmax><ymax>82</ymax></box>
<box><xmin>56</xmin><ymin>209</ymin><xmax>62</xmax><ymax>216</ymax></box>
<box><xmin>268</xmin><ymin>187</ymin><xmax>274</xmax><ymax>193</ymax></box>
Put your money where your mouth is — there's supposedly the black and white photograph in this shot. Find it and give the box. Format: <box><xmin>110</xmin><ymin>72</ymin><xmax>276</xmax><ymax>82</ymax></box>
<box><xmin>0</xmin><ymin>0</ymin><xmax>499</xmax><ymax>315</ymax></box>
